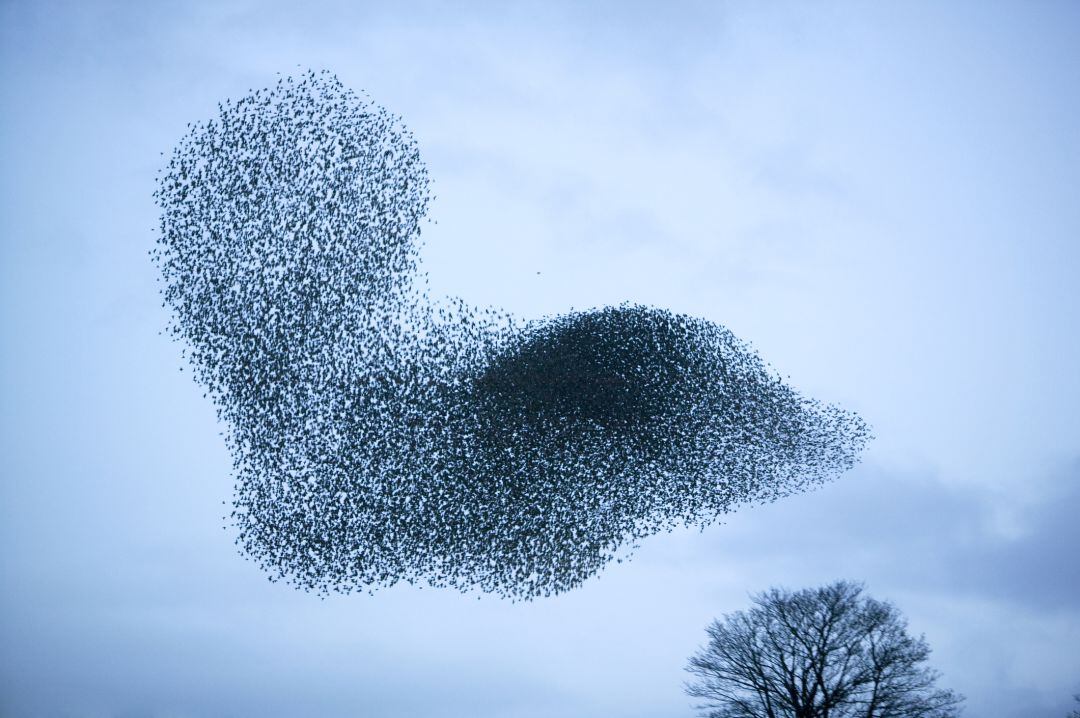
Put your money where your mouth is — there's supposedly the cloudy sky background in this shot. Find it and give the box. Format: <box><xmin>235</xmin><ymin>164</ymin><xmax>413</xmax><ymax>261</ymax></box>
<box><xmin>2</xmin><ymin>1</ymin><xmax>1078</xmax><ymax>716</ymax></box>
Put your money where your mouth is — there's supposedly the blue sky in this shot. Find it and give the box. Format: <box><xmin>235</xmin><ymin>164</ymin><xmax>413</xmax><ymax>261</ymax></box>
<box><xmin>1</xmin><ymin>1</ymin><xmax>1078</xmax><ymax>716</ymax></box>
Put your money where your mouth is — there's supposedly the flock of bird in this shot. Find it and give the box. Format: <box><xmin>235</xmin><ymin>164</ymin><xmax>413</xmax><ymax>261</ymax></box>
<box><xmin>154</xmin><ymin>70</ymin><xmax>870</xmax><ymax>599</ymax></box>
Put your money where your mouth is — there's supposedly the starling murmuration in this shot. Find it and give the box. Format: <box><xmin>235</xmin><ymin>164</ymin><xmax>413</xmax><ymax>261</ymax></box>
<box><xmin>153</xmin><ymin>71</ymin><xmax>870</xmax><ymax>599</ymax></box>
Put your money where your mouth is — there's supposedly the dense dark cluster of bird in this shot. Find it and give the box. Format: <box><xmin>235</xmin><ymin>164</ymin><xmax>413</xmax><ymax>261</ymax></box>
<box><xmin>154</xmin><ymin>70</ymin><xmax>870</xmax><ymax>599</ymax></box>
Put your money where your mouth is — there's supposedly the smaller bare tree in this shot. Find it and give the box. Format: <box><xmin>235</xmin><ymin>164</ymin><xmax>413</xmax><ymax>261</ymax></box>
<box><xmin>686</xmin><ymin>580</ymin><xmax>962</xmax><ymax>718</ymax></box>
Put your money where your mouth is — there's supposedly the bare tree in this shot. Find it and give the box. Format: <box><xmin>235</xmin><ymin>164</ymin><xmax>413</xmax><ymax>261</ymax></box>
<box><xmin>1068</xmin><ymin>693</ymin><xmax>1080</xmax><ymax>718</ymax></box>
<box><xmin>685</xmin><ymin>581</ymin><xmax>963</xmax><ymax>718</ymax></box>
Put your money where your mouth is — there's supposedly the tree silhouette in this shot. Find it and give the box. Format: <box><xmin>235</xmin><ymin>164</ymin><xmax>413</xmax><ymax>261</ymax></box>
<box><xmin>686</xmin><ymin>581</ymin><xmax>962</xmax><ymax>718</ymax></box>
